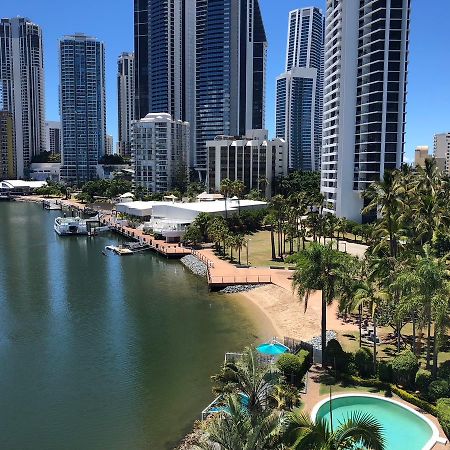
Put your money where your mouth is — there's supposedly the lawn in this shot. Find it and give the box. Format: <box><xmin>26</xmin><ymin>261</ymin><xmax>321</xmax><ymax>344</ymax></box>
<box><xmin>318</xmin><ymin>372</ymin><xmax>384</xmax><ymax>396</ymax></box>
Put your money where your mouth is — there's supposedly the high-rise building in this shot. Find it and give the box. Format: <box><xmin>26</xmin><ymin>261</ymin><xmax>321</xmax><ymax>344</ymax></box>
<box><xmin>195</xmin><ymin>0</ymin><xmax>268</xmax><ymax>178</ymax></box>
<box><xmin>0</xmin><ymin>111</ymin><xmax>15</xmax><ymax>179</ymax></box>
<box><xmin>321</xmin><ymin>0</ymin><xmax>411</xmax><ymax>222</ymax></box>
<box><xmin>434</xmin><ymin>133</ymin><xmax>450</xmax><ymax>174</ymax></box>
<box><xmin>133</xmin><ymin>0</ymin><xmax>196</xmax><ymax>165</ymax></box>
<box><xmin>106</xmin><ymin>134</ymin><xmax>114</xmax><ymax>155</ymax></box>
<box><xmin>118</xmin><ymin>52</ymin><xmax>135</xmax><ymax>157</ymax></box>
<box><xmin>59</xmin><ymin>34</ymin><xmax>106</xmax><ymax>184</ymax></box>
<box><xmin>45</xmin><ymin>121</ymin><xmax>62</xmax><ymax>154</ymax></box>
<box><xmin>133</xmin><ymin>113</ymin><xmax>189</xmax><ymax>193</ymax></box>
<box><xmin>276</xmin><ymin>7</ymin><xmax>324</xmax><ymax>172</ymax></box>
<box><xmin>207</xmin><ymin>129</ymin><xmax>288</xmax><ymax>198</ymax></box>
<box><xmin>414</xmin><ymin>146</ymin><xmax>429</xmax><ymax>168</ymax></box>
<box><xmin>0</xmin><ymin>17</ymin><xmax>46</xmax><ymax>178</ymax></box>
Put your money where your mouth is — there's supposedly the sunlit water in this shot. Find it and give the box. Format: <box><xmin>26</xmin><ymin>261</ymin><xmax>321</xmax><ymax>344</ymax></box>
<box><xmin>0</xmin><ymin>202</ymin><xmax>261</xmax><ymax>450</ymax></box>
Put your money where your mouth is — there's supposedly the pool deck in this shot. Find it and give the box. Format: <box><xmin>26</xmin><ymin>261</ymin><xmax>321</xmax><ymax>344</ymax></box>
<box><xmin>303</xmin><ymin>365</ymin><xmax>448</xmax><ymax>449</ymax></box>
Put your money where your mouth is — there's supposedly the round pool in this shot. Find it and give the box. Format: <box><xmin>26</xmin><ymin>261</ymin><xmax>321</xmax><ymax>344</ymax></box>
<box><xmin>256</xmin><ymin>341</ymin><xmax>289</xmax><ymax>356</ymax></box>
<box><xmin>312</xmin><ymin>394</ymin><xmax>440</xmax><ymax>450</ymax></box>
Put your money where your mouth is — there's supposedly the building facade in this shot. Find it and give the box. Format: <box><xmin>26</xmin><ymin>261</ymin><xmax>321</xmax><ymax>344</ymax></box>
<box><xmin>206</xmin><ymin>129</ymin><xmax>288</xmax><ymax>199</ymax></box>
<box><xmin>106</xmin><ymin>134</ymin><xmax>114</xmax><ymax>155</ymax></box>
<box><xmin>133</xmin><ymin>113</ymin><xmax>189</xmax><ymax>193</ymax></box>
<box><xmin>434</xmin><ymin>133</ymin><xmax>450</xmax><ymax>174</ymax></box>
<box><xmin>59</xmin><ymin>34</ymin><xmax>107</xmax><ymax>184</ymax></box>
<box><xmin>321</xmin><ymin>0</ymin><xmax>411</xmax><ymax>222</ymax></box>
<box><xmin>45</xmin><ymin>121</ymin><xmax>62</xmax><ymax>154</ymax></box>
<box><xmin>414</xmin><ymin>146</ymin><xmax>429</xmax><ymax>168</ymax></box>
<box><xmin>195</xmin><ymin>0</ymin><xmax>268</xmax><ymax>178</ymax></box>
<box><xmin>276</xmin><ymin>7</ymin><xmax>324</xmax><ymax>172</ymax></box>
<box><xmin>117</xmin><ymin>52</ymin><xmax>135</xmax><ymax>157</ymax></box>
<box><xmin>0</xmin><ymin>17</ymin><xmax>46</xmax><ymax>178</ymax></box>
<box><xmin>133</xmin><ymin>0</ymin><xmax>195</xmax><ymax>165</ymax></box>
<box><xmin>0</xmin><ymin>111</ymin><xmax>15</xmax><ymax>179</ymax></box>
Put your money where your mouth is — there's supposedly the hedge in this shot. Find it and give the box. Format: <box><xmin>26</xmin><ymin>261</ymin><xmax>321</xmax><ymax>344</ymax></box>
<box><xmin>437</xmin><ymin>398</ymin><xmax>450</xmax><ymax>439</ymax></box>
<box><xmin>341</xmin><ymin>374</ymin><xmax>437</xmax><ymax>416</ymax></box>
<box><xmin>277</xmin><ymin>350</ymin><xmax>311</xmax><ymax>386</ymax></box>
<box><xmin>428</xmin><ymin>380</ymin><xmax>450</xmax><ymax>402</ymax></box>
<box><xmin>415</xmin><ymin>369</ymin><xmax>432</xmax><ymax>394</ymax></box>
<box><xmin>391</xmin><ymin>350</ymin><xmax>419</xmax><ymax>389</ymax></box>
<box><xmin>354</xmin><ymin>348</ymin><xmax>374</xmax><ymax>378</ymax></box>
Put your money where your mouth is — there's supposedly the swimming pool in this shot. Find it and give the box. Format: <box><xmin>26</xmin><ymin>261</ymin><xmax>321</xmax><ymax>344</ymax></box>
<box><xmin>256</xmin><ymin>341</ymin><xmax>289</xmax><ymax>356</ymax></box>
<box><xmin>312</xmin><ymin>394</ymin><xmax>441</xmax><ymax>450</ymax></box>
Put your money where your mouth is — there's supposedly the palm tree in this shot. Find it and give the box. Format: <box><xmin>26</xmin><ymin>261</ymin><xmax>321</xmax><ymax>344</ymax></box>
<box><xmin>220</xmin><ymin>178</ymin><xmax>234</xmax><ymax>220</ymax></box>
<box><xmin>194</xmin><ymin>395</ymin><xmax>284</xmax><ymax>450</ymax></box>
<box><xmin>363</xmin><ymin>170</ymin><xmax>404</xmax><ymax>258</ymax></box>
<box><xmin>232</xmin><ymin>180</ymin><xmax>246</xmax><ymax>215</ymax></box>
<box><xmin>211</xmin><ymin>347</ymin><xmax>282</xmax><ymax>413</ymax></box>
<box><xmin>271</xmin><ymin>195</ymin><xmax>287</xmax><ymax>259</ymax></box>
<box><xmin>234</xmin><ymin>234</ymin><xmax>246</xmax><ymax>265</ymax></box>
<box><xmin>283</xmin><ymin>409</ymin><xmax>385</xmax><ymax>450</ymax></box>
<box><xmin>292</xmin><ymin>243</ymin><xmax>351</xmax><ymax>366</ymax></box>
<box><xmin>263</xmin><ymin>212</ymin><xmax>277</xmax><ymax>261</ymax></box>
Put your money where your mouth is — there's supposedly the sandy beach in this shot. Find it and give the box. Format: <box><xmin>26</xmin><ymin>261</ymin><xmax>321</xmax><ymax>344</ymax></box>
<box><xmin>233</xmin><ymin>284</ymin><xmax>358</xmax><ymax>343</ymax></box>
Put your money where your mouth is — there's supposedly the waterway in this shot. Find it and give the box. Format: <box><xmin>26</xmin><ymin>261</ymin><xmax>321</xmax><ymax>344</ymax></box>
<box><xmin>0</xmin><ymin>202</ymin><xmax>263</xmax><ymax>449</ymax></box>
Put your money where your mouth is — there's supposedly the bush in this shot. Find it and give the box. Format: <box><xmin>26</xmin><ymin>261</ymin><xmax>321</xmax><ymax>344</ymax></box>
<box><xmin>354</xmin><ymin>348</ymin><xmax>374</xmax><ymax>378</ymax></box>
<box><xmin>391</xmin><ymin>350</ymin><xmax>419</xmax><ymax>389</ymax></box>
<box><xmin>377</xmin><ymin>360</ymin><xmax>393</xmax><ymax>383</ymax></box>
<box><xmin>277</xmin><ymin>351</ymin><xmax>311</xmax><ymax>386</ymax></box>
<box><xmin>438</xmin><ymin>360</ymin><xmax>450</xmax><ymax>381</ymax></box>
<box><xmin>325</xmin><ymin>339</ymin><xmax>343</xmax><ymax>364</ymax></box>
<box><xmin>428</xmin><ymin>380</ymin><xmax>449</xmax><ymax>402</ymax></box>
<box><xmin>415</xmin><ymin>369</ymin><xmax>432</xmax><ymax>394</ymax></box>
<box><xmin>390</xmin><ymin>385</ymin><xmax>437</xmax><ymax>415</ymax></box>
<box><xmin>437</xmin><ymin>398</ymin><xmax>450</xmax><ymax>438</ymax></box>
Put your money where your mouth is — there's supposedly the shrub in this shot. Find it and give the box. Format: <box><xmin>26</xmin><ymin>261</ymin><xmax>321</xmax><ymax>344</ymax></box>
<box><xmin>391</xmin><ymin>350</ymin><xmax>419</xmax><ymax>389</ymax></box>
<box><xmin>377</xmin><ymin>360</ymin><xmax>393</xmax><ymax>383</ymax></box>
<box><xmin>325</xmin><ymin>339</ymin><xmax>344</xmax><ymax>366</ymax></box>
<box><xmin>415</xmin><ymin>369</ymin><xmax>432</xmax><ymax>394</ymax></box>
<box><xmin>390</xmin><ymin>385</ymin><xmax>437</xmax><ymax>415</ymax></box>
<box><xmin>437</xmin><ymin>398</ymin><xmax>450</xmax><ymax>438</ymax></box>
<box><xmin>438</xmin><ymin>360</ymin><xmax>450</xmax><ymax>381</ymax></box>
<box><xmin>277</xmin><ymin>351</ymin><xmax>310</xmax><ymax>386</ymax></box>
<box><xmin>428</xmin><ymin>380</ymin><xmax>449</xmax><ymax>402</ymax></box>
<box><xmin>354</xmin><ymin>348</ymin><xmax>374</xmax><ymax>378</ymax></box>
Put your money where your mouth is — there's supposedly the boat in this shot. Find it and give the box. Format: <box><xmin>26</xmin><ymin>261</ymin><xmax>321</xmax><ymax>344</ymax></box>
<box><xmin>54</xmin><ymin>217</ymin><xmax>88</xmax><ymax>236</ymax></box>
<box><xmin>105</xmin><ymin>245</ymin><xmax>133</xmax><ymax>255</ymax></box>
<box><xmin>43</xmin><ymin>200</ymin><xmax>61</xmax><ymax>210</ymax></box>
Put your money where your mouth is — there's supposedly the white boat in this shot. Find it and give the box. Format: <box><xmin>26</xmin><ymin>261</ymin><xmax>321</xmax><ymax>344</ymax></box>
<box><xmin>54</xmin><ymin>217</ymin><xmax>88</xmax><ymax>236</ymax></box>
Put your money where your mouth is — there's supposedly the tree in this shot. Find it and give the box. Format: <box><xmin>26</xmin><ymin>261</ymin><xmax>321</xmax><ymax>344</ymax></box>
<box><xmin>292</xmin><ymin>243</ymin><xmax>351</xmax><ymax>367</ymax></box>
<box><xmin>263</xmin><ymin>212</ymin><xmax>277</xmax><ymax>261</ymax></box>
<box><xmin>234</xmin><ymin>234</ymin><xmax>246</xmax><ymax>265</ymax></box>
<box><xmin>194</xmin><ymin>395</ymin><xmax>284</xmax><ymax>450</ymax></box>
<box><xmin>220</xmin><ymin>178</ymin><xmax>234</xmax><ymax>220</ymax></box>
<box><xmin>283</xmin><ymin>410</ymin><xmax>385</xmax><ymax>450</ymax></box>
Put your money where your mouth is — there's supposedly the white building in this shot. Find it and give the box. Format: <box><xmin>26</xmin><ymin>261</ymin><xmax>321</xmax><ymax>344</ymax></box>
<box><xmin>117</xmin><ymin>52</ymin><xmax>135</xmax><ymax>157</ymax></box>
<box><xmin>321</xmin><ymin>0</ymin><xmax>411</xmax><ymax>222</ymax></box>
<box><xmin>0</xmin><ymin>18</ymin><xmax>46</xmax><ymax>178</ymax></box>
<box><xmin>133</xmin><ymin>113</ymin><xmax>189</xmax><ymax>193</ymax></box>
<box><xmin>434</xmin><ymin>133</ymin><xmax>450</xmax><ymax>174</ymax></box>
<box><xmin>206</xmin><ymin>130</ymin><xmax>288</xmax><ymax>199</ymax></box>
<box><xmin>29</xmin><ymin>162</ymin><xmax>61</xmax><ymax>182</ymax></box>
<box><xmin>276</xmin><ymin>7</ymin><xmax>324</xmax><ymax>171</ymax></box>
<box><xmin>45</xmin><ymin>121</ymin><xmax>62</xmax><ymax>154</ymax></box>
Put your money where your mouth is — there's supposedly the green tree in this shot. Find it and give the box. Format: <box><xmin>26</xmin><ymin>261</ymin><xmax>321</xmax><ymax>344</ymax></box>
<box><xmin>292</xmin><ymin>243</ymin><xmax>351</xmax><ymax>366</ymax></box>
<box><xmin>283</xmin><ymin>410</ymin><xmax>385</xmax><ymax>450</ymax></box>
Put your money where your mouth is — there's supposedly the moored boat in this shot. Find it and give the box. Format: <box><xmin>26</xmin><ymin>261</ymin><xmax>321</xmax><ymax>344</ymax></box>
<box><xmin>54</xmin><ymin>217</ymin><xmax>88</xmax><ymax>236</ymax></box>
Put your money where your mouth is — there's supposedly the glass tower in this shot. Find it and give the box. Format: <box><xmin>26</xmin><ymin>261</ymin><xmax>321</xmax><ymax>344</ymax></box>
<box><xmin>59</xmin><ymin>34</ymin><xmax>106</xmax><ymax>184</ymax></box>
<box><xmin>276</xmin><ymin>7</ymin><xmax>324</xmax><ymax>172</ymax></box>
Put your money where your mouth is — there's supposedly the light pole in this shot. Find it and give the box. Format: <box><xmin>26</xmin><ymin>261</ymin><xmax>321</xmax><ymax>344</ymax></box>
<box><xmin>246</xmin><ymin>239</ymin><xmax>251</xmax><ymax>266</ymax></box>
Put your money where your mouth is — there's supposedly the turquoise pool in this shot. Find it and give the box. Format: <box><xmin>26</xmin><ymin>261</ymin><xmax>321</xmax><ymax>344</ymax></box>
<box><xmin>256</xmin><ymin>341</ymin><xmax>289</xmax><ymax>355</ymax></box>
<box><xmin>314</xmin><ymin>395</ymin><xmax>438</xmax><ymax>450</ymax></box>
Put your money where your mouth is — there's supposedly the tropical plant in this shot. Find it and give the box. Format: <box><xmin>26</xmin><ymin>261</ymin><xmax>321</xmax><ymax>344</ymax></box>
<box><xmin>283</xmin><ymin>409</ymin><xmax>385</xmax><ymax>450</ymax></box>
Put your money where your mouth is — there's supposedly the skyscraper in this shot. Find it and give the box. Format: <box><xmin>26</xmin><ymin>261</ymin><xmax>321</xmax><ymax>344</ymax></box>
<box><xmin>321</xmin><ymin>0</ymin><xmax>411</xmax><ymax>222</ymax></box>
<box><xmin>0</xmin><ymin>111</ymin><xmax>14</xmax><ymax>179</ymax></box>
<box><xmin>434</xmin><ymin>133</ymin><xmax>450</xmax><ymax>174</ymax></box>
<box><xmin>276</xmin><ymin>7</ymin><xmax>324</xmax><ymax>172</ymax></box>
<box><xmin>59</xmin><ymin>34</ymin><xmax>106</xmax><ymax>184</ymax></box>
<box><xmin>45</xmin><ymin>121</ymin><xmax>62</xmax><ymax>155</ymax></box>
<box><xmin>117</xmin><ymin>52</ymin><xmax>135</xmax><ymax>157</ymax></box>
<box><xmin>195</xmin><ymin>0</ymin><xmax>268</xmax><ymax>178</ymax></box>
<box><xmin>0</xmin><ymin>17</ymin><xmax>45</xmax><ymax>178</ymax></box>
<box><xmin>133</xmin><ymin>0</ymin><xmax>196</xmax><ymax>164</ymax></box>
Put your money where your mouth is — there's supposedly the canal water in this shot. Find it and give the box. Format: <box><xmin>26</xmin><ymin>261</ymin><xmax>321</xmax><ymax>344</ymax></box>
<box><xmin>0</xmin><ymin>202</ymin><xmax>261</xmax><ymax>450</ymax></box>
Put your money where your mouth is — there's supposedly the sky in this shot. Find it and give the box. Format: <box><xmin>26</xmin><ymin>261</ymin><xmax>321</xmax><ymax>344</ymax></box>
<box><xmin>3</xmin><ymin>0</ymin><xmax>450</xmax><ymax>162</ymax></box>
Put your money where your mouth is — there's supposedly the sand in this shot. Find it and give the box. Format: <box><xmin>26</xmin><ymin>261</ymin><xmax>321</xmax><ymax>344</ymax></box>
<box><xmin>234</xmin><ymin>284</ymin><xmax>358</xmax><ymax>342</ymax></box>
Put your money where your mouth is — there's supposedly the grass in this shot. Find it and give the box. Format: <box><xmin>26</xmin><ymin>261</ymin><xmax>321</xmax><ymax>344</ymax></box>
<box><xmin>318</xmin><ymin>373</ymin><xmax>383</xmax><ymax>396</ymax></box>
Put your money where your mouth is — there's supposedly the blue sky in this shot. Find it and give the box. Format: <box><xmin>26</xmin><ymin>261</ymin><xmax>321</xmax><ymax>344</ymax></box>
<box><xmin>3</xmin><ymin>1</ymin><xmax>450</xmax><ymax>162</ymax></box>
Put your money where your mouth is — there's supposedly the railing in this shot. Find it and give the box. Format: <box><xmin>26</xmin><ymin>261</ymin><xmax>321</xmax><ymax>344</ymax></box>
<box><xmin>209</xmin><ymin>275</ymin><xmax>272</xmax><ymax>285</ymax></box>
<box><xmin>191</xmin><ymin>249</ymin><xmax>215</xmax><ymax>268</ymax></box>
<box><xmin>201</xmin><ymin>395</ymin><xmax>223</xmax><ymax>421</ymax></box>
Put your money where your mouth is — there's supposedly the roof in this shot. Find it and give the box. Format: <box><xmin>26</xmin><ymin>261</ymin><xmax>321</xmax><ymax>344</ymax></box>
<box><xmin>196</xmin><ymin>192</ymin><xmax>224</xmax><ymax>200</ymax></box>
<box><xmin>1</xmin><ymin>180</ymin><xmax>47</xmax><ymax>189</ymax></box>
<box><xmin>162</xmin><ymin>199</ymin><xmax>267</xmax><ymax>214</ymax></box>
